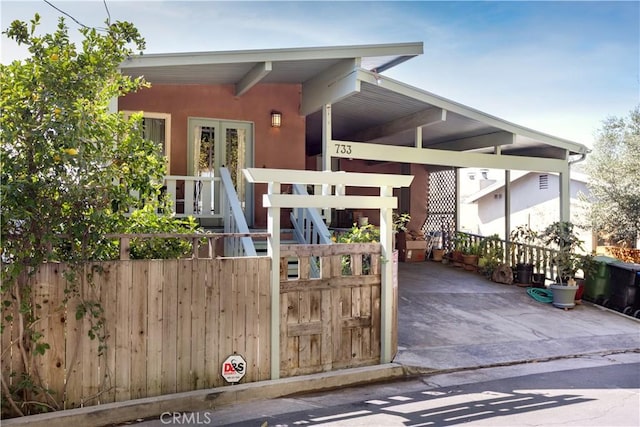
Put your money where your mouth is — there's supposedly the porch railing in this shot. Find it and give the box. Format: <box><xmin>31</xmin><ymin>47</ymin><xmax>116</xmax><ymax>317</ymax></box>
<box><xmin>219</xmin><ymin>167</ymin><xmax>257</xmax><ymax>256</ymax></box>
<box><xmin>452</xmin><ymin>231</ymin><xmax>569</xmax><ymax>281</ymax></box>
<box><xmin>290</xmin><ymin>184</ymin><xmax>332</xmax><ymax>245</ymax></box>
<box><xmin>290</xmin><ymin>184</ymin><xmax>333</xmax><ymax>278</ymax></box>
<box><xmin>164</xmin><ymin>175</ymin><xmax>220</xmax><ymax>218</ymax></box>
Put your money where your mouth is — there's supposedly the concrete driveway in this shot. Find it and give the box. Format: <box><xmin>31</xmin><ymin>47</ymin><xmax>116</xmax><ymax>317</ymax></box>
<box><xmin>394</xmin><ymin>261</ymin><xmax>640</xmax><ymax>370</ymax></box>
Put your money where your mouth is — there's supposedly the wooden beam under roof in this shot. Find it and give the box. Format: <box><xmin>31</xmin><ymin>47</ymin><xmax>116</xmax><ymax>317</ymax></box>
<box><xmin>235</xmin><ymin>61</ymin><xmax>272</xmax><ymax>96</ymax></box>
<box><xmin>347</xmin><ymin>107</ymin><xmax>447</xmax><ymax>142</ymax></box>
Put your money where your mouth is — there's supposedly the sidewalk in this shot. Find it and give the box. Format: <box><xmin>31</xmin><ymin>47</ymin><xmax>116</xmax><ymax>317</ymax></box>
<box><xmin>5</xmin><ymin>261</ymin><xmax>639</xmax><ymax>427</ymax></box>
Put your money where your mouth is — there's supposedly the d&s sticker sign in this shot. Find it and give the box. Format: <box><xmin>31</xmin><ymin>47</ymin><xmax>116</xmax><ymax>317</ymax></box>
<box><xmin>221</xmin><ymin>354</ymin><xmax>246</xmax><ymax>383</ymax></box>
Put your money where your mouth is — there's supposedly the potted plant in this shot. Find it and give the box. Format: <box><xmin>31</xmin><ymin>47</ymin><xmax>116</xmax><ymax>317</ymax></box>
<box><xmin>392</xmin><ymin>212</ymin><xmax>411</xmax><ymax>249</ymax></box>
<box><xmin>539</xmin><ymin>221</ymin><xmax>584</xmax><ymax>308</ymax></box>
<box><xmin>462</xmin><ymin>242</ymin><xmax>481</xmax><ymax>271</ymax></box>
<box><xmin>509</xmin><ymin>225</ymin><xmax>537</xmax><ymax>285</ymax></box>
<box><xmin>450</xmin><ymin>231</ymin><xmax>467</xmax><ymax>267</ymax></box>
<box><xmin>478</xmin><ymin>234</ymin><xmax>504</xmax><ymax>279</ymax></box>
<box><xmin>574</xmin><ymin>253</ymin><xmax>598</xmax><ymax>303</ymax></box>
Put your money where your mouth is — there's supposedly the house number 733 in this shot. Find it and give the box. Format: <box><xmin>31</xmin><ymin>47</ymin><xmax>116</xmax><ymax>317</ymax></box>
<box><xmin>335</xmin><ymin>144</ymin><xmax>352</xmax><ymax>155</ymax></box>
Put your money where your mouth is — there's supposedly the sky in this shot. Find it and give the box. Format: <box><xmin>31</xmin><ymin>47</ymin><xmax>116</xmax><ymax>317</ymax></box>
<box><xmin>1</xmin><ymin>1</ymin><xmax>638</xmax><ymax>148</ymax></box>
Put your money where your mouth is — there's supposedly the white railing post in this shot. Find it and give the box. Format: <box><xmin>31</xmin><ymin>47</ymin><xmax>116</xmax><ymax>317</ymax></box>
<box><xmin>219</xmin><ymin>168</ymin><xmax>256</xmax><ymax>257</ymax></box>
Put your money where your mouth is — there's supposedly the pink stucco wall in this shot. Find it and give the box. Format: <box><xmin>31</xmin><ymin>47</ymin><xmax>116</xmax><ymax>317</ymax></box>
<box><xmin>338</xmin><ymin>159</ymin><xmax>428</xmax><ymax>232</ymax></box>
<box><xmin>120</xmin><ymin>83</ymin><xmax>305</xmax><ymax>227</ymax></box>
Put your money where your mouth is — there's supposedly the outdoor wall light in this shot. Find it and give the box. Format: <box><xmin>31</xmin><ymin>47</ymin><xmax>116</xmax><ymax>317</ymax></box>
<box><xmin>271</xmin><ymin>111</ymin><xmax>282</xmax><ymax>128</ymax></box>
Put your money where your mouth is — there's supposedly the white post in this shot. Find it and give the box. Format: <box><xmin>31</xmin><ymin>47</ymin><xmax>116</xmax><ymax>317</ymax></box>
<box><xmin>559</xmin><ymin>162</ymin><xmax>570</xmax><ymax>223</ymax></box>
<box><xmin>322</xmin><ymin>104</ymin><xmax>333</xmax><ymax>223</ymax></box>
<box><xmin>379</xmin><ymin>185</ymin><xmax>394</xmax><ymax>363</ymax></box>
<box><xmin>504</xmin><ymin>169</ymin><xmax>511</xmax><ymax>241</ymax></box>
<box><xmin>455</xmin><ymin>168</ymin><xmax>462</xmax><ymax>231</ymax></box>
<box><xmin>267</xmin><ymin>181</ymin><xmax>281</xmax><ymax>379</ymax></box>
<box><xmin>322</xmin><ymin>104</ymin><xmax>332</xmax><ymax>172</ymax></box>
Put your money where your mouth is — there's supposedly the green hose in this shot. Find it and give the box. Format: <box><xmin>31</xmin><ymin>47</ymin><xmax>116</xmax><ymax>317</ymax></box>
<box><xmin>527</xmin><ymin>287</ymin><xmax>553</xmax><ymax>304</ymax></box>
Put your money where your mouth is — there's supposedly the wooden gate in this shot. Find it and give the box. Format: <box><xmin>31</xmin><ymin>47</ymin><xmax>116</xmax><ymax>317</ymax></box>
<box><xmin>279</xmin><ymin>243</ymin><xmax>395</xmax><ymax>377</ymax></box>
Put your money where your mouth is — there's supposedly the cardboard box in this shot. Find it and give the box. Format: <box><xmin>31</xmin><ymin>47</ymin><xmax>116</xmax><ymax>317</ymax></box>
<box><xmin>399</xmin><ymin>240</ymin><xmax>427</xmax><ymax>262</ymax></box>
<box><xmin>405</xmin><ymin>240</ymin><xmax>427</xmax><ymax>250</ymax></box>
<box><xmin>403</xmin><ymin>248</ymin><xmax>426</xmax><ymax>262</ymax></box>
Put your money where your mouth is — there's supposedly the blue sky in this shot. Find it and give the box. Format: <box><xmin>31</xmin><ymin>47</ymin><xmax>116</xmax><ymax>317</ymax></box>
<box><xmin>1</xmin><ymin>1</ymin><xmax>638</xmax><ymax>147</ymax></box>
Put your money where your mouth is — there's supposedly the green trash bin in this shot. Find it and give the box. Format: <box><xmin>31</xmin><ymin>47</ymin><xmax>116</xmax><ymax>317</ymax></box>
<box><xmin>583</xmin><ymin>255</ymin><xmax>618</xmax><ymax>304</ymax></box>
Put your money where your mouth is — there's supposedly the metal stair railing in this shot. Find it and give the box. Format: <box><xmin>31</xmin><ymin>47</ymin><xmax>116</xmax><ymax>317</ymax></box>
<box><xmin>219</xmin><ymin>167</ymin><xmax>257</xmax><ymax>256</ymax></box>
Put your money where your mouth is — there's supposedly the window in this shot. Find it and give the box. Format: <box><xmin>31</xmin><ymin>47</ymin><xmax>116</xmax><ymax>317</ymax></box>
<box><xmin>539</xmin><ymin>174</ymin><xmax>549</xmax><ymax>190</ymax></box>
<box><xmin>123</xmin><ymin>111</ymin><xmax>172</xmax><ymax>173</ymax></box>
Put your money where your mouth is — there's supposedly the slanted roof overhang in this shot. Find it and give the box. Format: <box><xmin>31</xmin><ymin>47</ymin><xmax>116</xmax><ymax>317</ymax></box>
<box><xmin>119</xmin><ymin>42</ymin><xmax>589</xmax><ymax>162</ymax></box>
<box><xmin>120</xmin><ymin>42</ymin><xmax>423</xmax><ymax>95</ymax></box>
<box><xmin>305</xmin><ymin>69</ymin><xmax>590</xmax><ymax>160</ymax></box>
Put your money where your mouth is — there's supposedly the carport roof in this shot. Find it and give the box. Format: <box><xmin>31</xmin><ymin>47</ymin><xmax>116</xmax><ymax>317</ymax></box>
<box><xmin>120</xmin><ymin>42</ymin><xmax>589</xmax><ymax>160</ymax></box>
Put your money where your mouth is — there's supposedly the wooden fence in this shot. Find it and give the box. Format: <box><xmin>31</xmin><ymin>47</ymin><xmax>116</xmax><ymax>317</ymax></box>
<box><xmin>279</xmin><ymin>243</ymin><xmax>393</xmax><ymax>377</ymax></box>
<box><xmin>1</xmin><ymin>243</ymin><xmax>395</xmax><ymax>415</ymax></box>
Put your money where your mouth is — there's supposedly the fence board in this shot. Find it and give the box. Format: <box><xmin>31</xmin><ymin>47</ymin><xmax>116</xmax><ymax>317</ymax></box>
<box><xmin>257</xmin><ymin>258</ymin><xmax>271</xmax><ymax>380</ymax></box>
<box><xmin>218</xmin><ymin>259</ymin><xmax>234</xmax><ymax>375</ymax></box>
<box><xmin>100</xmin><ymin>263</ymin><xmax>117</xmax><ymax>404</ymax></box>
<box><xmin>176</xmin><ymin>260</ymin><xmax>192</xmax><ymax>393</ymax></box>
<box><xmin>232</xmin><ymin>260</ymin><xmax>247</xmax><ymax>365</ymax></box>
<box><xmin>130</xmin><ymin>262</ymin><xmax>148</xmax><ymax>400</ymax></box>
<box><xmin>114</xmin><ymin>261</ymin><xmax>132</xmax><ymax>402</ymax></box>
<box><xmin>33</xmin><ymin>267</ymin><xmax>52</xmax><ymax>402</ymax></box>
<box><xmin>244</xmin><ymin>258</ymin><xmax>258</xmax><ymax>382</ymax></box>
<box><xmin>161</xmin><ymin>260</ymin><xmax>178</xmax><ymax>395</ymax></box>
<box><xmin>64</xmin><ymin>268</ymin><xmax>83</xmax><ymax>409</ymax></box>
<box><xmin>204</xmin><ymin>261</ymin><xmax>220</xmax><ymax>387</ymax></box>
<box><xmin>190</xmin><ymin>260</ymin><xmax>207</xmax><ymax>389</ymax></box>
<box><xmin>146</xmin><ymin>261</ymin><xmax>163</xmax><ymax>397</ymax></box>
<box><xmin>82</xmin><ymin>267</ymin><xmax>101</xmax><ymax>406</ymax></box>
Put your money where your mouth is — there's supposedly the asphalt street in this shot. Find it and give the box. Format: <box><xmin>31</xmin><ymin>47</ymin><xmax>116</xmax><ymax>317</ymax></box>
<box><xmin>136</xmin><ymin>352</ymin><xmax>640</xmax><ymax>427</ymax></box>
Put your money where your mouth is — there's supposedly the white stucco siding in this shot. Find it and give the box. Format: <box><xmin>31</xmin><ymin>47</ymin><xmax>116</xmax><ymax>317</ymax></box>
<box><xmin>470</xmin><ymin>173</ymin><xmax>592</xmax><ymax>250</ymax></box>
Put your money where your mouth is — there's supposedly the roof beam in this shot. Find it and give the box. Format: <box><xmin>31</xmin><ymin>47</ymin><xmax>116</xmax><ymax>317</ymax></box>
<box><xmin>330</xmin><ymin>140</ymin><xmax>567</xmax><ymax>173</ymax></box>
<box><xmin>347</xmin><ymin>107</ymin><xmax>447</xmax><ymax>142</ymax></box>
<box><xmin>356</xmin><ymin>69</ymin><xmax>589</xmax><ymax>155</ymax></box>
<box><xmin>301</xmin><ymin>58</ymin><xmax>361</xmax><ymax>115</ymax></box>
<box><xmin>426</xmin><ymin>131</ymin><xmax>514</xmax><ymax>151</ymax></box>
<box><xmin>236</xmin><ymin>61</ymin><xmax>272</xmax><ymax>96</ymax></box>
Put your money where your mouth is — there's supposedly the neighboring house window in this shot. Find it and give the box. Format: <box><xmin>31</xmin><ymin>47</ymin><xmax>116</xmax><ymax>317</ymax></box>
<box><xmin>539</xmin><ymin>174</ymin><xmax>549</xmax><ymax>190</ymax></box>
<box><xmin>123</xmin><ymin>111</ymin><xmax>172</xmax><ymax>173</ymax></box>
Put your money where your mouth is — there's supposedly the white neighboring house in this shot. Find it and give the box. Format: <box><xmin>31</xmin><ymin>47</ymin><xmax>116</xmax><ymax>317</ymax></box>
<box><xmin>463</xmin><ymin>170</ymin><xmax>593</xmax><ymax>250</ymax></box>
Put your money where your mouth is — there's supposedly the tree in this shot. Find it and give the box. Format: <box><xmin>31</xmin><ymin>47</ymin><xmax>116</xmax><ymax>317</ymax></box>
<box><xmin>0</xmin><ymin>15</ymin><xmax>195</xmax><ymax>416</ymax></box>
<box><xmin>584</xmin><ymin>106</ymin><xmax>640</xmax><ymax>247</ymax></box>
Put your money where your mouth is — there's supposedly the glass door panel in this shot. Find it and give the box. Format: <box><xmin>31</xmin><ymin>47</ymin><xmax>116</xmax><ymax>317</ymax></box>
<box><xmin>188</xmin><ymin>118</ymin><xmax>253</xmax><ymax>224</ymax></box>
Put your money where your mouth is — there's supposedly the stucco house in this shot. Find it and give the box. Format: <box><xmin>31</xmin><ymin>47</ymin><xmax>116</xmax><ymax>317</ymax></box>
<box><xmin>116</xmin><ymin>42</ymin><xmax>590</xmax><ymax>240</ymax></box>
<box><xmin>464</xmin><ymin>171</ymin><xmax>592</xmax><ymax>250</ymax></box>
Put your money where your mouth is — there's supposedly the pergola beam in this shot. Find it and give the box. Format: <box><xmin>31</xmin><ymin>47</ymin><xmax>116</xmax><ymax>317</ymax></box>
<box><xmin>244</xmin><ymin>167</ymin><xmax>414</xmax><ymax>188</ymax></box>
<box><xmin>263</xmin><ymin>194</ymin><xmax>397</xmax><ymax>209</ymax></box>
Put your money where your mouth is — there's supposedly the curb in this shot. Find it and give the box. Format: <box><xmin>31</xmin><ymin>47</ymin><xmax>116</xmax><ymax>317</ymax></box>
<box><xmin>1</xmin><ymin>363</ymin><xmax>408</xmax><ymax>427</ymax></box>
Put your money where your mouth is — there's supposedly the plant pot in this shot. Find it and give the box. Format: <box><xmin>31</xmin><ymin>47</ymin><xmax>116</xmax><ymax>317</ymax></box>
<box><xmin>451</xmin><ymin>250</ymin><xmax>464</xmax><ymax>267</ymax></box>
<box><xmin>531</xmin><ymin>273</ymin><xmax>546</xmax><ymax>288</ymax></box>
<box><xmin>432</xmin><ymin>248</ymin><xmax>444</xmax><ymax>262</ymax></box>
<box><xmin>515</xmin><ymin>263</ymin><xmax>533</xmax><ymax>284</ymax></box>
<box><xmin>550</xmin><ymin>283</ymin><xmax>578</xmax><ymax>309</ymax></box>
<box><xmin>462</xmin><ymin>254</ymin><xmax>479</xmax><ymax>271</ymax></box>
